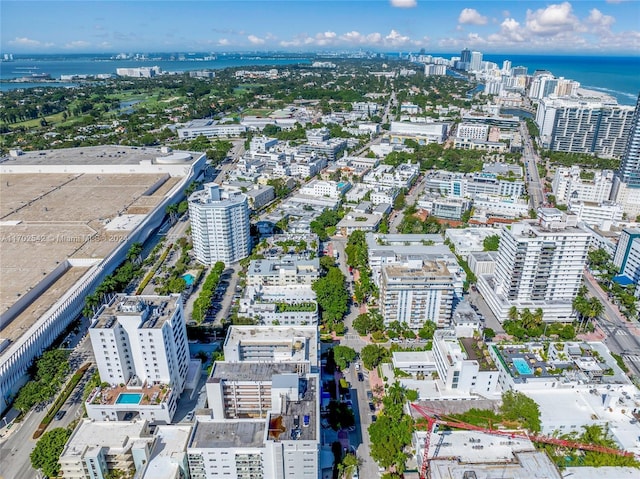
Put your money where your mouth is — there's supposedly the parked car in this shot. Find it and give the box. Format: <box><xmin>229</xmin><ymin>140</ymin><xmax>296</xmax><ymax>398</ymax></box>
<box><xmin>369</xmin><ymin>402</ymin><xmax>375</xmax><ymax>412</ymax></box>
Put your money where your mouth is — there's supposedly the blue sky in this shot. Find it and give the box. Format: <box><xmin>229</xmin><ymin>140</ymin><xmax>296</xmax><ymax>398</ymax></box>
<box><xmin>2</xmin><ymin>0</ymin><xmax>639</xmax><ymax>54</ymax></box>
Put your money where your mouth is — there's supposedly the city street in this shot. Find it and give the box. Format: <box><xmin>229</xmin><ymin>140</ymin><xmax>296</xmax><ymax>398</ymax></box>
<box><xmin>0</xmin><ymin>336</ymin><xmax>94</xmax><ymax>479</ymax></box>
<box><xmin>519</xmin><ymin>121</ymin><xmax>545</xmax><ymax>209</ymax></box>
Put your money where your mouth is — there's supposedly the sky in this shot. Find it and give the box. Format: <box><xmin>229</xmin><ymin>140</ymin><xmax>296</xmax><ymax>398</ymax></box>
<box><xmin>1</xmin><ymin>0</ymin><xmax>640</xmax><ymax>55</ymax></box>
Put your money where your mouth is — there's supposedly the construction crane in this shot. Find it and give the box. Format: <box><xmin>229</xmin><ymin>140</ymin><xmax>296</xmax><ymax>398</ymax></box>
<box><xmin>410</xmin><ymin>403</ymin><xmax>636</xmax><ymax>479</ymax></box>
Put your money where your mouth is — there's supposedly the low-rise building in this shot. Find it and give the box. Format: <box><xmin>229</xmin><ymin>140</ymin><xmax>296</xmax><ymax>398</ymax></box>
<box><xmin>298</xmin><ymin>179</ymin><xmax>351</xmax><ymax>198</ymax></box>
<box><xmin>389</xmin><ymin>121</ymin><xmax>448</xmax><ymax>144</ymax></box>
<box><xmin>445</xmin><ymin>227</ymin><xmax>498</xmax><ymax>259</ymax></box>
<box><xmin>247</xmin><ymin>257</ymin><xmax>320</xmax><ymax>287</ymax></box>
<box><xmin>568</xmin><ymin>200</ymin><xmax>624</xmax><ymax>227</ymax></box>
<box><xmin>60</xmin><ymin>419</ymin><xmax>154</xmax><ymax>479</ymax></box>
<box><xmin>552</xmin><ymin>166</ymin><xmax>615</xmax><ymax>204</ymax></box>
<box><xmin>468</xmin><ymin>251</ymin><xmax>498</xmax><ymax>276</ymax></box>
<box><xmin>238</xmin><ymin>285</ymin><xmax>318</xmax><ymax>326</ymax></box>
<box><xmin>177</xmin><ymin>119</ymin><xmax>247</xmax><ymax>139</ymax></box>
<box><xmin>336</xmin><ymin>212</ymin><xmax>381</xmax><ymax>236</ymax></box>
<box><xmin>222</xmin><ymin>325</ymin><xmax>318</xmax><ymax>369</ymax></box>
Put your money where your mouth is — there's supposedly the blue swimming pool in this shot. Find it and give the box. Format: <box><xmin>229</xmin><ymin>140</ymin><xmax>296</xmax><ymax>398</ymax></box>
<box><xmin>183</xmin><ymin>273</ymin><xmax>195</xmax><ymax>286</ymax></box>
<box><xmin>513</xmin><ymin>357</ymin><xmax>533</xmax><ymax>375</ymax></box>
<box><xmin>116</xmin><ymin>393</ymin><xmax>142</xmax><ymax>404</ymax></box>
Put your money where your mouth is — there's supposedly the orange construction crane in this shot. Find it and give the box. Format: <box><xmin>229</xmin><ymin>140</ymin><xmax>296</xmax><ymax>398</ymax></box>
<box><xmin>410</xmin><ymin>403</ymin><xmax>636</xmax><ymax>479</ymax></box>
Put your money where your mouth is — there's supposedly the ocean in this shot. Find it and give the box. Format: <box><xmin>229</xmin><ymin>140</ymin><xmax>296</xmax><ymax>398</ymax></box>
<box><xmin>483</xmin><ymin>54</ymin><xmax>639</xmax><ymax>106</ymax></box>
<box><xmin>0</xmin><ymin>53</ymin><xmax>638</xmax><ymax>105</ymax></box>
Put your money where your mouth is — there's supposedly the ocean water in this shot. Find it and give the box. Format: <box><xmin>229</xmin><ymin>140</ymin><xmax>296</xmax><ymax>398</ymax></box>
<box><xmin>1</xmin><ymin>53</ymin><xmax>638</xmax><ymax>105</ymax></box>
<box><xmin>483</xmin><ymin>54</ymin><xmax>639</xmax><ymax>106</ymax></box>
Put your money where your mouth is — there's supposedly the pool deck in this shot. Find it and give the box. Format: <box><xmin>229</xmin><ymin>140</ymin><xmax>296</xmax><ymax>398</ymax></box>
<box><xmin>88</xmin><ymin>383</ymin><xmax>171</xmax><ymax>406</ymax></box>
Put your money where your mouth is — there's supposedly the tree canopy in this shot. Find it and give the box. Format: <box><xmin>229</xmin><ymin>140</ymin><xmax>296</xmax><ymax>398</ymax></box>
<box><xmin>312</xmin><ymin>266</ymin><xmax>349</xmax><ymax>327</ymax></box>
<box><xmin>332</xmin><ymin>345</ymin><xmax>357</xmax><ymax>370</ymax></box>
<box><xmin>30</xmin><ymin>427</ymin><xmax>72</xmax><ymax>478</ymax></box>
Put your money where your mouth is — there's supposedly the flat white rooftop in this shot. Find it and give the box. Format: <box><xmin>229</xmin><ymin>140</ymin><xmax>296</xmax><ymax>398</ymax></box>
<box><xmin>142</xmin><ymin>424</ymin><xmax>191</xmax><ymax>479</ymax></box>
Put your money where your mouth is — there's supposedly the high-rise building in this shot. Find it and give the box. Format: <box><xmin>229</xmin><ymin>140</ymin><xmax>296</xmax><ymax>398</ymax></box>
<box><xmin>502</xmin><ymin>60</ymin><xmax>511</xmax><ymax>73</ymax></box>
<box><xmin>613</xmin><ymin>228</ymin><xmax>640</xmax><ymax>272</ymax></box>
<box><xmin>470</xmin><ymin>51</ymin><xmax>483</xmax><ymax>72</ymax></box>
<box><xmin>617</xmin><ymin>93</ymin><xmax>640</xmax><ymax>188</ymax></box>
<box><xmin>536</xmin><ymin>97</ymin><xmax>635</xmax><ymax>157</ymax></box>
<box><xmin>478</xmin><ymin>209</ymin><xmax>591</xmax><ymax>322</ymax></box>
<box><xmin>460</xmin><ymin>48</ymin><xmax>471</xmax><ymax>64</ymax></box>
<box><xmin>86</xmin><ymin>294</ymin><xmax>190</xmax><ymax>422</ymax></box>
<box><xmin>89</xmin><ymin>294</ymin><xmax>189</xmax><ymax>389</ymax></box>
<box><xmin>511</xmin><ymin>66</ymin><xmax>528</xmax><ymax>77</ymax></box>
<box><xmin>379</xmin><ymin>259</ymin><xmax>455</xmax><ymax>329</ymax></box>
<box><xmin>189</xmin><ymin>183</ymin><xmax>251</xmax><ymax>265</ymax></box>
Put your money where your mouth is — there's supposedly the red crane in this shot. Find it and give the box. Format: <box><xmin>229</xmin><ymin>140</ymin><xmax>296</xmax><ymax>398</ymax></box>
<box><xmin>410</xmin><ymin>403</ymin><xmax>636</xmax><ymax>479</ymax></box>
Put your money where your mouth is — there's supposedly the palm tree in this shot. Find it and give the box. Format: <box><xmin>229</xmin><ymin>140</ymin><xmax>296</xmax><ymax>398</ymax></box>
<box><xmin>508</xmin><ymin>306</ymin><xmax>519</xmax><ymax>322</ymax></box>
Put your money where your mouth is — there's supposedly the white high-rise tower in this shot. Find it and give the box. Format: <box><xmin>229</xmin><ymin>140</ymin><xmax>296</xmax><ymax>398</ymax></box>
<box><xmin>189</xmin><ymin>183</ymin><xmax>251</xmax><ymax>265</ymax></box>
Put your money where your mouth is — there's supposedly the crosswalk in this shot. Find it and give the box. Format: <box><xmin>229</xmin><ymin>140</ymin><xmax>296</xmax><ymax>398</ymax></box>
<box><xmin>614</xmin><ymin>330</ymin><xmax>628</xmax><ymax>336</ymax></box>
<box><xmin>624</xmin><ymin>355</ymin><xmax>640</xmax><ymax>363</ymax></box>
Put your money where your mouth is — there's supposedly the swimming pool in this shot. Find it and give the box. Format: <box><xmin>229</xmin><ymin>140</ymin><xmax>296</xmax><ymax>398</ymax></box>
<box><xmin>183</xmin><ymin>273</ymin><xmax>195</xmax><ymax>286</ymax></box>
<box><xmin>512</xmin><ymin>357</ymin><xmax>533</xmax><ymax>375</ymax></box>
<box><xmin>116</xmin><ymin>393</ymin><xmax>142</xmax><ymax>405</ymax></box>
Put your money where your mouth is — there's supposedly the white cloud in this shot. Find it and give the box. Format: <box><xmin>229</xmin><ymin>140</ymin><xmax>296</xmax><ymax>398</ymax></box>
<box><xmin>385</xmin><ymin>29</ymin><xmax>412</xmax><ymax>46</ymax></box>
<box><xmin>65</xmin><ymin>40</ymin><xmax>91</xmax><ymax>49</ymax></box>
<box><xmin>218</xmin><ymin>38</ymin><xmax>230</xmax><ymax>46</ymax></box>
<box><xmin>389</xmin><ymin>0</ymin><xmax>417</xmax><ymax>8</ymax></box>
<box><xmin>247</xmin><ymin>34</ymin><xmax>265</xmax><ymax>45</ymax></box>
<box><xmin>458</xmin><ymin>8</ymin><xmax>488</xmax><ymax>25</ymax></box>
<box><xmin>587</xmin><ymin>8</ymin><xmax>615</xmax><ymax>30</ymax></box>
<box><xmin>525</xmin><ymin>2</ymin><xmax>580</xmax><ymax>36</ymax></box>
<box><xmin>8</xmin><ymin>36</ymin><xmax>51</xmax><ymax>47</ymax></box>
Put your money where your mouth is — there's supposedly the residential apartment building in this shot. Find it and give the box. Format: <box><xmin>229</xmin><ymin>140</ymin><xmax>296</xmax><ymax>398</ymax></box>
<box><xmin>552</xmin><ymin>166</ymin><xmax>615</xmax><ymax>204</ymax></box>
<box><xmin>613</xmin><ymin>229</ymin><xmax>640</xmax><ymax>283</ymax></box>
<box><xmin>617</xmin><ymin>93</ymin><xmax>640</xmax><ymax>187</ymax></box>
<box><xmin>380</xmin><ymin>259</ymin><xmax>455</xmax><ymax>329</ymax></box>
<box><xmin>238</xmin><ymin>285</ymin><xmax>318</xmax><ymax>326</ymax></box>
<box><xmin>457</xmin><ymin>123</ymin><xmax>489</xmax><ymax>140</ymax></box>
<box><xmin>298</xmin><ymin>179</ymin><xmax>351</xmax><ymax>198</ymax></box>
<box><xmin>536</xmin><ymin>97</ymin><xmax>634</xmax><ymax>157</ymax></box>
<box><xmin>60</xmin><ymin>420</ymin><xmax>154</xmax><ymax>479</ymax></box>
<box><xmin>86</xmin><ymin>294</ymin><xmax>189</xmax><ymax>422</ymax></box>
<box><xmin>247</xmin><ymin>257</ymin><xmax>320</xmax><ymax>287</ymax></box>
<box><xmin>568</xmin><ymin>200</ymin><xmax>624</xmax><ymax>227</ymax></box>
<box><xmin>190</xmin><ymin>373</ymin><xmax>319</xmax><ymax>479</ymax></box>
<box><xmin>478</xmin><ymin>209</ymin><xmax>591</xmax><ymax>322</ymax></box>
<box><xmin>189</xmin><ymin>183</ymin><xmax>251</xmax><ymax>265</ymax></box>
<box><xmin>362</xmin><ymin>162</ymin><xmax>419</xmax><ymax>189</ymax></box>
<box><xmin>432</xmin><ymin>329</ymin><xmax>499</xmax><ymax>395</ymax></box>
<box><xmin>222</xmin><ymin>325</ymin><xmax>318</xmax><ymax>369</ymax></box>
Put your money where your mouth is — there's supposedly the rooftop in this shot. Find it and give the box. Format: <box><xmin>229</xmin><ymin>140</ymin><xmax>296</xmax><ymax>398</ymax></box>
<box><xmin>208</xmin><ymin>361</ymin><xmax>301</xmax><ymax>383</ymax></box>
<box><xmin>142</xmin><ymin>425</ymin><xmax>192</xmax><ymax>479</ymax></box>
<box><xmin>92</xmin><ymin>294</ymin><xmax>181</xmax><ymax>330</ymax></box>
<box><xmin>86</xmin><ymin>382</ymin><xmax>171</xmax><ymax>406</ymax></box>
<box><xmin>61</xmin><ymin>419</ymin><xmax>151</xmax><ymax>459</ymax></box>
<box><xmin>267</xmin><ymin>376</ymin><xmax>317</xmax><ymax>442</ymax></box>
<box><xmin>190</xmin><ymin>420</ymin><xmax>265</xmax><ymax>449</ymax></box>
<box><xmin>0</xmin><ymin>150</ymin><xmax>189</xmax><ymax>345</ymax></box>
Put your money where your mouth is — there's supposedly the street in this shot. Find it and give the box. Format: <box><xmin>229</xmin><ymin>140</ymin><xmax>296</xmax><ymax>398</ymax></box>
<box><xmin>519</xmin><ymin>121</ymin><xmax>545</xmax><ymax>210</ymax></box>
<box><xmin>0</xmin><ymin>336</ymin><xmax>94</xmax><ymax>479</ymax></box>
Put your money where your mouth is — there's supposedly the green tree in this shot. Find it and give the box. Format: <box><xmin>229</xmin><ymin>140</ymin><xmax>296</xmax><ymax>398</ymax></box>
<box><xmin>30</xmin><ymin>427</ymin><xmax>72</xmax><ymax>478</ymax></box>
<box><xmin>483</xmin><ymin>234</ymin><xmax>500</xmax><ymax>251</ymax></box>
<box><xmin>332</xmin><ymin>345</ymin><xmax>357</xmax><ymax>370</ymax></box>
<box><xmin>360</xmin><ymin>344</ymin><xmax>390</xmax><ymax>370</ymax></box>
<box><xmin>417</xmin><ymin>320</ymin><xmax>437</xmax><ymax>340</ymax></box>
<box><xmin>312</xmin><ymin>267</ymin><xmax>349</xmax><ymax>325</ymax></box>
<box><xmin>500</xmin><ymin>390</ymin><xmax>541</xmax><ymax>433</ymax></box>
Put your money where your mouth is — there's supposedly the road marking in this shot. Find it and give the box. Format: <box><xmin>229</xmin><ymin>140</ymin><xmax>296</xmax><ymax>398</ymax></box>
<box><xmin>625</xmin><ymin>355</ymin><xmax>640</xmax><ymax>363</ymax></box>
<box><xmin>614</xmin><ymin>330</ymin><xmax>628</xmax><ymax>336</ymax></box>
